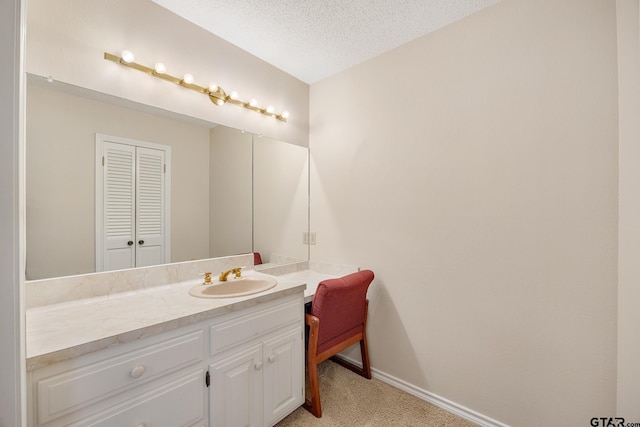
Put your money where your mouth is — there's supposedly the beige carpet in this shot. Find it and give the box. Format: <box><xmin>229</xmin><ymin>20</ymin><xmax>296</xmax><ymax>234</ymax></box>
<box><xmin>275</xmin><ymin>360</ymin><xmax>478</xmax><ymax>427</ymax></box>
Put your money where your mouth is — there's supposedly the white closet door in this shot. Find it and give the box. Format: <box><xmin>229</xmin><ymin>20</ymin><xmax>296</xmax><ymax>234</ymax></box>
<box><xmin>96</xmin><ymin>134</ymin><xmax>171</xmax><ymax>272</ymax></box>
<box><xmin>102</xmin><ymin>141</ymin><xmax>136</xmax><ymax>271</ymax></box>
<box><xmin>135</xmin><ymin>146</ymin><xmax>166</xmax><ymax>267</ymax></box>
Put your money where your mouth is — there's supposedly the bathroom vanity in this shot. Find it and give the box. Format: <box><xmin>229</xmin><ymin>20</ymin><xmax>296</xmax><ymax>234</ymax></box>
<box><xmin>25</xmin><ymin>255</ymin><xmax>355</xmax><ymax>426</ymax></box>
<box><xmin>25</xmin><ymin>256</ymin><xmax>312</xmax><ymax>427</ymax></box>
<box><xmin>28</xmin><ymin>293</ymin><xmax>303</xmax><ymax>427</ymax></box>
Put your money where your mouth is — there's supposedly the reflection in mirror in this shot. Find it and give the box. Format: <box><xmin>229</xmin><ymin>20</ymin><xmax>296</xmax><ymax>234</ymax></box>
<box><xmin>254</xmin><ymin>136</ymin><xmax>309</xmax><ymax>266</ymax></box>
<box><xmin>209</xmin><ymin>125</ymin><xmax>252</xmax><ymax>258</ymax></box>
<box><xmin>25</xmin><ymin>76</ymin><xmax>308</xmax><ymax>280</ymax></box>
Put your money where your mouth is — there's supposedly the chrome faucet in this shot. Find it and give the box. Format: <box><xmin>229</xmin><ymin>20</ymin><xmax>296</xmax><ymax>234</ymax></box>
<box><xmin>219</xmin><ymin>267</ymin><xmax>242</xmax><ymax>281</ymax></box>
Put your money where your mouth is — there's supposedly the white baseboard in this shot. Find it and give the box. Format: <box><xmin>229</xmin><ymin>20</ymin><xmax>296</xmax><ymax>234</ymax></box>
<box><xmin>333</xmin><ymin>355</ymin><xmax>510</xmax><ymax>427</ymax></box>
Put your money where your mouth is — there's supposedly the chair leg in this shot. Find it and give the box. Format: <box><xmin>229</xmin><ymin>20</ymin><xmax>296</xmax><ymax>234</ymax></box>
<box><xmin>329</xmin><ymin>335</ymin><xmax>372</xmax><ymax>380</ymax></box>
<box><xmin>303</xmin><ymin>358</ymin><xmax>322</xmax><ymax>417</ymax></box>
<box><xmin>360</xmin><ymin>335</ymin><xmax>372</xmax><ymax>379</ymax></box>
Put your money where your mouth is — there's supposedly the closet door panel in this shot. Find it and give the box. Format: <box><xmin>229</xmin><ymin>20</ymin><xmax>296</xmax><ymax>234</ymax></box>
<box><xmin>102</xmin><ymin>141</ymin><xmax>136</xmax><ymax>271</ymax></box>
<box><xmin>135</xmin><ymin>146</ymin><xmax>166</xmax><ymax>267</ymax></box>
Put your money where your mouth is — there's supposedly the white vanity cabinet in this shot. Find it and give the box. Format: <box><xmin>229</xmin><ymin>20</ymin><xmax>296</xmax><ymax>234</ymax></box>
<box><xmin>28</xmin><ymin>291</ymin><xmax>305</xmax><ymax>427</ymax></box>
<box><xmin>208</xmin><ymin>295</ymin><xmax>304</xmax><ymax>427</ymax></box>
<box><xmin>28</xmin><ymin>327</ymin><xmax>206</xmax><ymax>427</ymax></box>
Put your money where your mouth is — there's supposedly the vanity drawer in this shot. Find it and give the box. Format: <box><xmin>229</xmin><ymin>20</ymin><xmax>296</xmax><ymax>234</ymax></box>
<box><xmin>69</xmin><ymin>370</ymin><xmax>204</xmax><ymax>427</ymax></box>
<box><xmin>35</xmin><ymin>330</ymin><xmax>203</xmax><ymax>425</ymax></box>
<box><xmin>209</xmin><ymin>296</ymin><xmax>302</xmax><ymax>355</ymax></box>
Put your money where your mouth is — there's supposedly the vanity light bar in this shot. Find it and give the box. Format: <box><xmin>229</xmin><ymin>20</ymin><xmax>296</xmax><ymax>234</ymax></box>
<box><xmin>104</xmin><ymin>52</ymin><xmax>289</xmax><ymax>122</ymax></box>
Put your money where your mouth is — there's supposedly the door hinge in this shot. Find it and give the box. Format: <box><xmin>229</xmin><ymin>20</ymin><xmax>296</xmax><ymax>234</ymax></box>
<box><xmin>102</xmin><ymin>156</ymin><xmax>105</xmax><ymax>166</ymax></box>
<box><xmin>205</xmin><ymin>370</ymin><xmax>210</xmax><ymax>388</ymax></box>
<box><xmin>164</xmin><ymin>164</ymin><xmax>166</xmax><ymax>173</ymax></box>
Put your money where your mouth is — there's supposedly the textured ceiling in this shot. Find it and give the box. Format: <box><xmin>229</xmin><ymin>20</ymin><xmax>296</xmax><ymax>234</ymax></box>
<box><xmin>152</xmin><ymin>0</ymin><xmax>502</xmax><ymax>84</ymax></box>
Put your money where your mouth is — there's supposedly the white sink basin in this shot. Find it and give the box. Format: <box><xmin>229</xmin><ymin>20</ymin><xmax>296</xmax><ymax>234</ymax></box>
<box><xmin>188</xmin><ymin>275</ymin><xmax>278</xmax><ymax>299</ymax></box>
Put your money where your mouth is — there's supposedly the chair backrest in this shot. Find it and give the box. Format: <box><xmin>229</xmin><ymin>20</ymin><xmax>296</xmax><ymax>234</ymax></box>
<box><xmin>311</xmin><ymin>270</ymin><xmax>374</xmax><ymax>350</ymax></box>
<box><xmin>253</xmin><ymin>252</ymin><xmax>263</xmax><ymax>265</ymax></box>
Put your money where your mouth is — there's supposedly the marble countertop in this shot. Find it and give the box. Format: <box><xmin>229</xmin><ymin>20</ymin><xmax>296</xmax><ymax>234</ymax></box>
<box><xmin>26</xmin><ymin>270</ymin><xmax>315</xmax><ymax>370</ymax></box>
<box><xmin>283</xmin><ymin>269</ymin><xmax>337</xmax><ymax>302</ymax></box>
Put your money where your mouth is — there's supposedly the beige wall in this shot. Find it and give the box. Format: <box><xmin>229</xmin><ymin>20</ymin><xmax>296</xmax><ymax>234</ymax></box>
<box><xmin>616</xmin><ymin>0</ymin><xmax>640</xmax><ymax>419</ymax></box>
<box><xmin>1</xmin><ymin>0</ymin><xmax>25</xmax><ymax>424</ymax></box>
<box><xmin>309</xmin><ymin>0</ymin><xmax>618</xmax><ymax>425</ymax></box>
<box><xmin>26</xmin><ymin>83</ymin><xmax>210</xmax><ymax>279</ymax></box>
<box><xmin>253</xmin><ymin>137</ymin><xmax>309</xmax><ymax>262</ymax></box>
<box><xmin>25</xmin><ymin>0</ymin><xmax>309</xmax><ymax>147</ymax></box>
<box><xmin>209</xmin><ymin>126</ymin><xmax>252</xmax><ymax>257</ymax></box>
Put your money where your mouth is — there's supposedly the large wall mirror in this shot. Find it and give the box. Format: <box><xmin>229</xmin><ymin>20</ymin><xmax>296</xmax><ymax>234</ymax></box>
<box><xmin>26</xmin><ymin>76</ymin><xmax>309</xmax><ymax>280</ymax></box>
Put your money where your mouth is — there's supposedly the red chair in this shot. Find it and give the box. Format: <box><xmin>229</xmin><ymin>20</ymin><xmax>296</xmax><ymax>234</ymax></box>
<box><xmin>304</xmin><ymin>269</ymin><xmax>374</xmax><ymax>417</ymax></box>
<box><xmin>253</xmin><ymin>252</ymin><xmax>263</xmax><ymax>266</ymax></box>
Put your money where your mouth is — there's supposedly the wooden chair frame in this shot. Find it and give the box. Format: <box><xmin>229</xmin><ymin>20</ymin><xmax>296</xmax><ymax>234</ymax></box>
<box><xmin>303</xmin><ymin>299</ymin><xmax>371</xmax><ymax>418</ymax></box>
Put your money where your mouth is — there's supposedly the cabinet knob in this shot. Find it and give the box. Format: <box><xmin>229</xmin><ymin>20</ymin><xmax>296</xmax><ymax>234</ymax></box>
<box><xmin>268</xmin><ymin>354</ymin><xmax>276</xmax><ymax>363</ymax></box>
<box><xmin>130</xmin><ymin>365</ymin><xmax>146</xmax><ymax>378</ymax></box>
<box><xmin>255</xmin><ymin>361</ymin><xmax>263</xmax><ymax>370</ymax></box>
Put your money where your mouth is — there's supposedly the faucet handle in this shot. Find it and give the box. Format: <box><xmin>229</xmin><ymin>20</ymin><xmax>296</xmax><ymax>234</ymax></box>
<box><xmin>219</xmin><ymin>267</ymin><xmax>244</xmax><ymax>281</ymax></box>
<box><xmin>199</xmin><ymin>272</ymin><xmax>213</xmax><ymax>284</ymax></box>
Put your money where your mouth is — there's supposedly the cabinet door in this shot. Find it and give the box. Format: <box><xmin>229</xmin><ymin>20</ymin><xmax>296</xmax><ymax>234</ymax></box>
<box><xmin>263</xmin><ymin>327</ymin><xmax>303</xmax><ymax>426</ymax></box>
<box><xmin>209</xmin><ymin>344</ymin><xmax>263</xmax><ymax>427</ymax></box>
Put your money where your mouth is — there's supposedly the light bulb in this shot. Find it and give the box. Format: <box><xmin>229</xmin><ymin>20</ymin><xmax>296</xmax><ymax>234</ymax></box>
<box><xmin>249</xmin><ymin>98</ymin><xmax>258</xmax><ymax>107</ymax></box>
<box><xmin>154</xmin><ymin>63</ymin><xmax>166</xmax><ymax>74</ymax></box>
<box><xmin>208</xmin><ymin>83</ymin><xmax>219</xmax><ymax>92</ymax></box>
<box><xmin>282</xmin><ymin>111</ymin><xmax>290</xmax><ymax>119</ymax></box>
<box><xmin>266</xmin><ymin>105</ymin><xmax>275</xmax><ymax>114</ymax></box>
<box><xmin>230</xmin><ymin>91</ymin><xmax>239</xmax><ymax>100</ymax></box>
<box><xmin>121</xmin><ymin>50</ymin><xmax>135</xmax><ymax>63</ymax></box>
<box><xmin>182</xmin><ymin>73</ymin><xmax>194</xmax><ymax>84</ymax></box>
